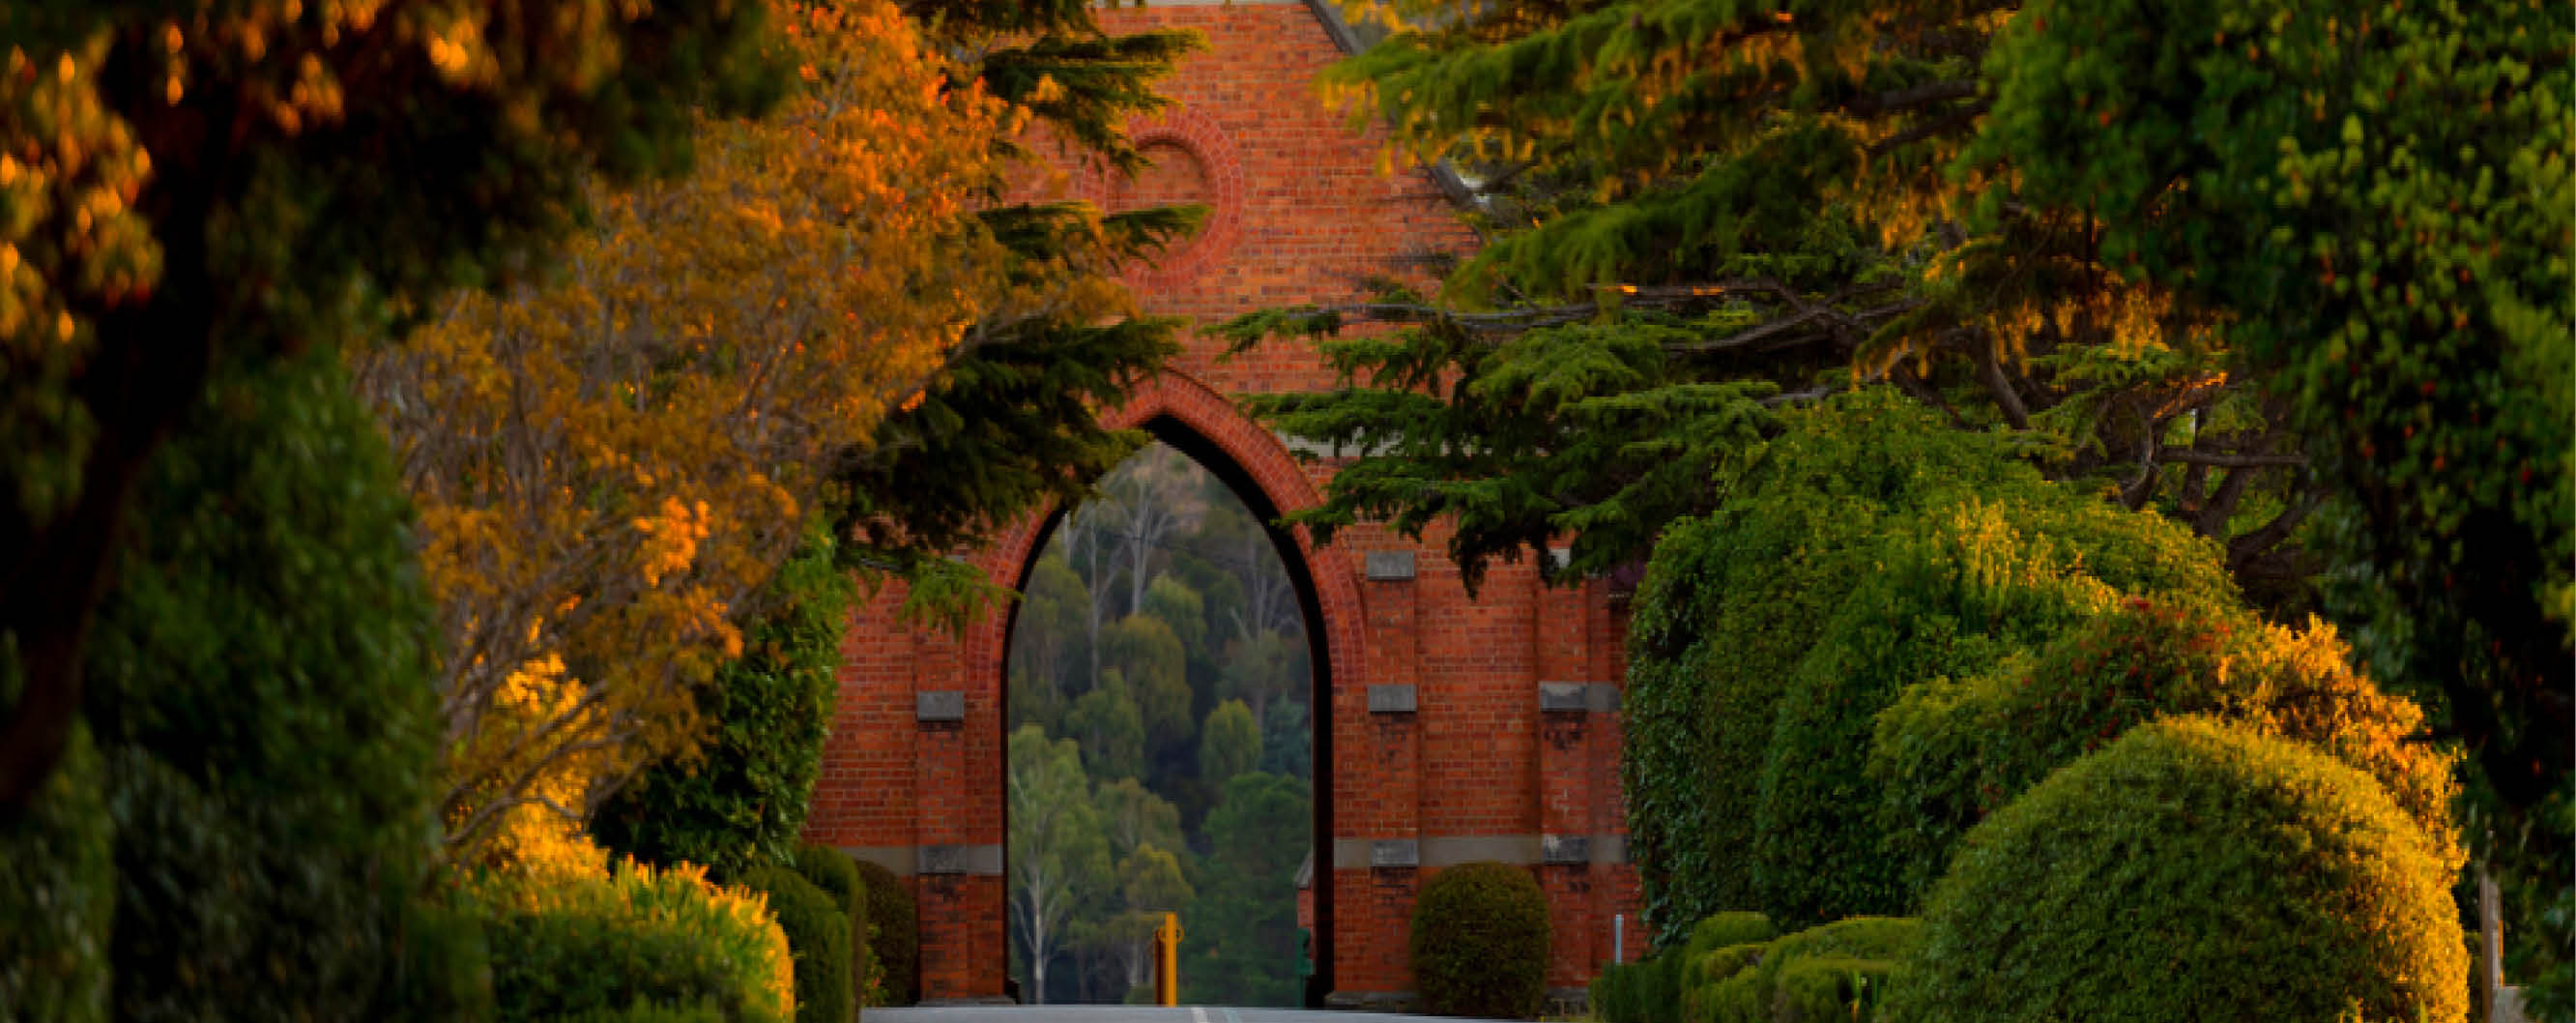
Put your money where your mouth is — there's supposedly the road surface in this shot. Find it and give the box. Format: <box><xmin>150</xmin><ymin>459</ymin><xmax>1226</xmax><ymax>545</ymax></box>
<box><xmin>864</xmin><ymin>1007</ymin><xmax>1524</xmax><ymax>1023</ymax></box>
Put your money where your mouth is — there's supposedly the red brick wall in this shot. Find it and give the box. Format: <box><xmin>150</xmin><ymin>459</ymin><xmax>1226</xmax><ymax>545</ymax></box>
<box><xmin>802</xmin><ymin>0</ymin><xmax>1642</xmax><ymax>1002</ymax></box>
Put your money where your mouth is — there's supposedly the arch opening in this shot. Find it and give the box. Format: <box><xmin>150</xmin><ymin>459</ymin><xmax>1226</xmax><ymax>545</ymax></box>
<box><xmin>998</xmin><ymin>416</ymin><xmax>1335</xmax><ymax>1008</ymax></box>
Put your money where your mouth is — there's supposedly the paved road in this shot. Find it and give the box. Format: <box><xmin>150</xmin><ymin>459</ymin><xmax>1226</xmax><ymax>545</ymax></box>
<box><xmin>863</xmin><ymin>1007</ymin><xmax>1522</xmax><ymax>1023</ymax></box>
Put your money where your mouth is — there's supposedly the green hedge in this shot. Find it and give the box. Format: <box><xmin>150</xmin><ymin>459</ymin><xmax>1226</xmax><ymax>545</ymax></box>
<box><xmin>468</xmin><ymin>859</ymin><xmax>793</xmax><ymax>1023</ymax></box>
<box><xmin>0</xmin><ymin>722</ymin><xmax>111</xmax><ymax>1023</ymax></box>
<box><xmin>1623</xmin><ymin>393</ymin><xmax>2034</xmax><ymax>941</ymax></box>
<box><xmin>72</xmin><ymin>348</ymin><xmax>450</xmax><ymax>1020</ymax></box>
<box><xmin>792</xmin><ymin>844</ymin><xmax>872</xmax><ymax>1010</ymax></box>
<box><xmin>1869</xmin><ymin>598</ymin><xmax>2463</xmax><ymax>906</ymax></box>
<box><xmin>594</xmin><ymin>529</ymin><xmax>854</xmax><ymax>877</ymax></box>
<box><xmin>1624</xmin><ymin>391</ymin><xmax>2238</xmax><ymax>936</ymax></box>
<box><xmin>851</xmin><ymin>859</ymin><xmax>917</xmax><ymax>1005</ymax></box>
<box><xmin>1675</xmin><ymin>917</ymin><xmax>1919</xmax><ymax>1023</ymax></box>
<box><xmin>1895</xmin><ymin>717</ymin><xmax>2467</xmax><ymax>1023</ymax></box>
<box><xmin>739</xmin><ymin>864</ymin><xmax>854</xmax><ymax>1023</ymax></box>
<box><xmin>1410</xmin><ymin>862</ymin><xmax>1550</xmax><ymax>1019</ymax></box>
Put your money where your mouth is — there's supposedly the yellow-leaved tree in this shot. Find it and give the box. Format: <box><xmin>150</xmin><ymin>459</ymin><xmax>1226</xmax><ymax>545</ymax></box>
<box><xmin>357</xmin><ymin>0</ymin><xmax>1031</xmax><ymax>861</ymax></box>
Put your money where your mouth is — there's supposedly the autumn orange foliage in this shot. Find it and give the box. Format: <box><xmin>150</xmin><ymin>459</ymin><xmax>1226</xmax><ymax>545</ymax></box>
<box><xmin>359</xmin><ymin>0</ymin><xmax>1026</xmax><ymax>858</ymax></box>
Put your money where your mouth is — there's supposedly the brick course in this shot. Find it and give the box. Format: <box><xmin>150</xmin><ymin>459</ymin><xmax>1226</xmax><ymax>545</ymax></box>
<box><xmin>802</xmin><ymin>0</ymin><xmax>1640</xmax><ymax>1001</ymax></box>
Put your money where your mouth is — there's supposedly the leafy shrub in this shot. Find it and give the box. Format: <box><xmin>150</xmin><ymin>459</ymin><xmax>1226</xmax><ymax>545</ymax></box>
<box><xmin>74</xmin><ymin>348</ymin><xmax>450</xmax><ymax>1020</ymax></box>
<box><xmin>738</xmin><ymin>864</ymin><xmax>853</xmax><ymax>1023</ymax></box>
<box><xmin>593</xmin><ymin>530</ymin><xmax>855</xmax><ymax>877</ymax></box>
<box><xmin>1625</xmin><ymin>390</ymin><xmax>2235</xmax><ymax>937</ymax></box>
<box><xmin>1870</xmin><ymin>598</ymin><xmax>2462</xmax><ymax>905</ymax></box>
<box><xmin>1673</xmin><ymin>912</ymin><xmax>1777</xmax><ymax>989</ymax></box>
<box><xmin>0</xmin><ymin>722</ymin><xmax>110</xmax><ymax>1023</ymax></box>
<box><xmin>850</xmin><ymin>859</ymin><xmax>917</xmax><ymax>1005</ymax></box>
<box><xmin>466</xmin><ymin>858</ymin><xmax>794</xmax><ymax>1023</ymax></box>
<box><xmin>1409</xmin><ymin>862</ymin><xmax>1550</xmax><ymax>1019</ymax></box>
<box><xmin>1588</xmin><ymin>957</ymin><xmax>1654</xmax><ymax>1023</ymax></box>
<box><xmin>792</xmin><ymin>843</ymin><xmax>874</xmax><ymax>1008</ymax></box>
<box><xmin>1895</xmin><ymin>717</ymin><xmax>2467</xmax><ymax>1023</ymax></box>
<box><xmin>1685</xmin><ymin>918</ymin><xmax>1920</xmax><ymax>1023</ymax></box>
<box><xmin>1748</xmin><ymin>494</ymin><xmax>2235</xmax><ymax>924</ymax></box>
<box><xmin>1625</xmin><ymin>392</ymin><xmax>2036</xmax><ymax>942</ymax></box>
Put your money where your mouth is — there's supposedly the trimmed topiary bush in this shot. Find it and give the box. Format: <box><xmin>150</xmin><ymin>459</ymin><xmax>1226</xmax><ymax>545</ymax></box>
<box><xmin>1625</xmin><ymin>390</ymin><xmax>2240</xmax><ymax>938</ymax></box>
<box><xmin>791</xmin><ymin>843</ymin><xmax>872</xmax><ymax>1014</ymax></box>
<box><xmin>74</xmin><ymin>348</ymin><xmax>455</xmax><ymax>1021</ymax></box>
<box><xmin>466</xmin><ymin>858</ymin><xmax>794</xmax><ymax>1023</ymax></box>
<box><xmin>1683</xmin><ymin>917</ymin><xmax>1920</xmax><ymax>1023</ymax></box>
<box><xmin>739</xmin><ymin>864</ymin><xmax>854</xmax><ymax>1023</ymax></box>
<box><xmin>1870</xmin><ymin>598</ymin><xmax>2463</xmax><ymax>906</ymax></box>
<box><xmin>1895</xmin><ymin>717</ymin><xmax>2467</xmax><ymax>1023</ymax></box>
<box><xmin>851</xmin><ymin>859</ymin><xmax>917</xmax><ymax>1006</ymax></box>
<box><xmin>1410</xmin><ymin>862</ymin><xmax>1550</xmax><ymax>1019</ymax></box>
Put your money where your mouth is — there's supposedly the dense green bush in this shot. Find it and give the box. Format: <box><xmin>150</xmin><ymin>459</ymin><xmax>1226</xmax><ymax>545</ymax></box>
<box><xmin>1625</xmin><ymin>392</ymin><xmax>2037</xmax><ymax>941</ymax></box>
<box><xmin>467</xmin><ymin>859</ymin><xmax>793</xmax><ymax>1023</ymax></box>
<box><xmin>0</xmin><ymin>722</ymin><xmax>111</xmax><ymax>1023</ymax></box>
<box><xmin>739</xmin><ymin>864</ymin><xmax>854</xmax><ymax>1023</ymax></box>
<box><xmin>851</xmin><ymin>859</ymin><xmax>918</xmax><ymax>1005</ymax></box>
<box><xmin>1870</xmin><ymin>598</ymin><xmax>2462</xmax><ymax>905</ymax></box>
<box><xmin>1683</xmin><ymin>918</ymin><xmax>1920</xmax><ymax>1023</ymax></box>
<box><xmin>1748</xmin><ymin>494</ymin><xmax>2233</xmax><ymax>924</ymax></box>
<box><xmin>1588</xmin><ymin>957</ymin><xmax>1659</xmax><ymax>1023</ymax></box>
<box><xmin>72</xmin><ymin>348</ymin><xmax>451</xmax><ymax>1021</ymax></box>
<box><xmin>1625</xmin><ymin>390</ymin><xmax>2237</xmax><ymax>936</ymax></box>
<box><xmin>593</xmin><ymin>530</ymin><xmax>855</xmax><ymax>877</ymax></box>
<box><xmin>1409</xmin><ymin>862</ymin><xmax>1550</xmax><ymax>1019</ymax></box>
<box><xmin>1896</xmin><ymin>717</ymin><xmax>2467</xmax><ymax>1023</ymax></box>
<box><xmin>792</xmin><ymin>843</ymin><xmax>873</xmax><ymax>1009</ymax></box>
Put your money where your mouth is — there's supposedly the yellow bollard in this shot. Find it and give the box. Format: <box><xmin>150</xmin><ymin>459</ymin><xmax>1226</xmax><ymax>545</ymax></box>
<box><xmin>1154</xmin><ymin>912</ymin><xmax>1181</xmax><ymax>1006</ymax></box>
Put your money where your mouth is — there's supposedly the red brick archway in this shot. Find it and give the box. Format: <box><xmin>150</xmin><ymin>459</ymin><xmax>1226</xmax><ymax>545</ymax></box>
<box><xmin>801</xmin><ymin>0</ymin><xmax>1641</xmax><ymax>1007</ymax></box>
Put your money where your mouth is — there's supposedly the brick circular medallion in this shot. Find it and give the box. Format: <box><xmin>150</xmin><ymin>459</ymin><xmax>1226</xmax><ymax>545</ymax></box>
<box><xmin>1088</xmin><ymin>106</ymin><xmax>1243</xmax><ymax>289</ymax></box>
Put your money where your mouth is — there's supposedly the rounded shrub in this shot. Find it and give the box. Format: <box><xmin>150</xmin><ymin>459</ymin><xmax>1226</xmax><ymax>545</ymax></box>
<box><xmin>1870</xmin><ymin>598</ymin><xmax>2462</xmax><ymax>906</ymax></box>
<box><xmin>791</xmin><ymin>843</ymin><xmax>873</xmax><ymax>1008</ymax></box>
<box><xmin>850</xmin><ymin>859</ymin><xmax>917</xmax><ymax>1005</ymax></box>
<box><xmin>1896</xmin><ymin>717</ymin><xmax>2468</xmax><ymax>1023</ymax></box>
<box><xmin>76</xmin><ymin>348</ymin><xmax>451</xmax><ymax>1020</ymax></box>
<box><xmin>739</xmin><ymin>864</ymin><xmax>854</xmax><ymax>1023</ymax></box>
<box><xmin>468</xmin><ymin>859</ymin><xmax>794</xmax><ymax>1023</ymax></box>
<box><xmin>1410</xmin><ymin>862</ymin><xmax>1550</xmax><ymax>1019</ymax></box>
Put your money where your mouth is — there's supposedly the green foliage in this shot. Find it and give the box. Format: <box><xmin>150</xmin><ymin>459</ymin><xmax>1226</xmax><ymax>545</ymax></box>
<box><xmin>792</xmin><ymin>844</ymin><xmax>872</xmax><ymax>1011</ymax></box>
<box><xmin>1624</xmin><ymin>392</ymin><xmax>2040</xmax><ymax>940</ymax></box>
<box><xmin>1409</xmin><ymin>862</ymin><xmax>1550</xmax><ymax>1020</ymax></box>
<box><xmin>1870</xmin><ymin>598</ymin><xmax>2462</xmax><ymax>905</ymax></box>
<box><xmin>1101</xmin><ymin>615</ymin><xmax>1194</xmax><ymax>754</ymax></box>
<box><xmin>74</xmin><ymin>347</ymin><xmax>449</xmax><ymax>1020</ymax></box>
<box><xmin>0</xmin><ymin>722</ymin><xmax>109</xmax><ymax>1023</ymax></box>
<box><xmin>738</xmin><ymin>864</ymin><xmax>853</xmax><ymax>1023</ymax></box>
<box><xmin>1896</xmin><ymin>717</ymin><xmax>2467</xmax><ymax>1023</ymax></box>
<box><xmin>1966</xmin><ymin>0</ymin><xmax>2572</xmax><ymax>1005</ymax></box>
<box><xmin>0</xmin><ymin>0</ymin><xmax>787</xmax><ymax>813</ymax></box>
<box><xmin>1179</xmin><ymin>772</ymin><xmax>1311</xmax><ymax>1008</ymax></box>
<box><xmin>1256</xmin><ymin>698</ymin><xmax>1312</xmax><ymax>780</ymax></box>
<box><xmin>1682</xmin><ymin>919</ymin><xmax>1920</xmax><ymax>1023</ymax></box>
<box><xmin>1588</xmin><ymin>953</ymin><xmax>1680</xmax><ymax>1023</ymax></box>
<box><xmin>593</xmin><ymin>531</ymin><xmax>855</xmax><ymax>878</ymax></box>
<box><xmin>1624</xmin><ymin>391</ymin><xmax>2238</xmax><ymax>935</ymax></box>
<box><xmin>1065</xmin><ymin>669</ymin><xmax>1149</xmax><ymax>782</ymax></box>
<box><xmin>465</xmin><ymin>859</ymin><xmax>792</xmax><ymax>1023</ymax></box>
<box><xmin>1198</xmin><ymin>700</ymin><xmax>1261</xmax><ymax>786</ymax></box>
<box><xmin>849</xmin><ymin>860</ymin><xmax>917</xmax><ymax>1006</ymax></box>
<box><xmin>1749</xmin><ymin>491</ymin><xmax>2232</xmax><ymax>925</ymax></box>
